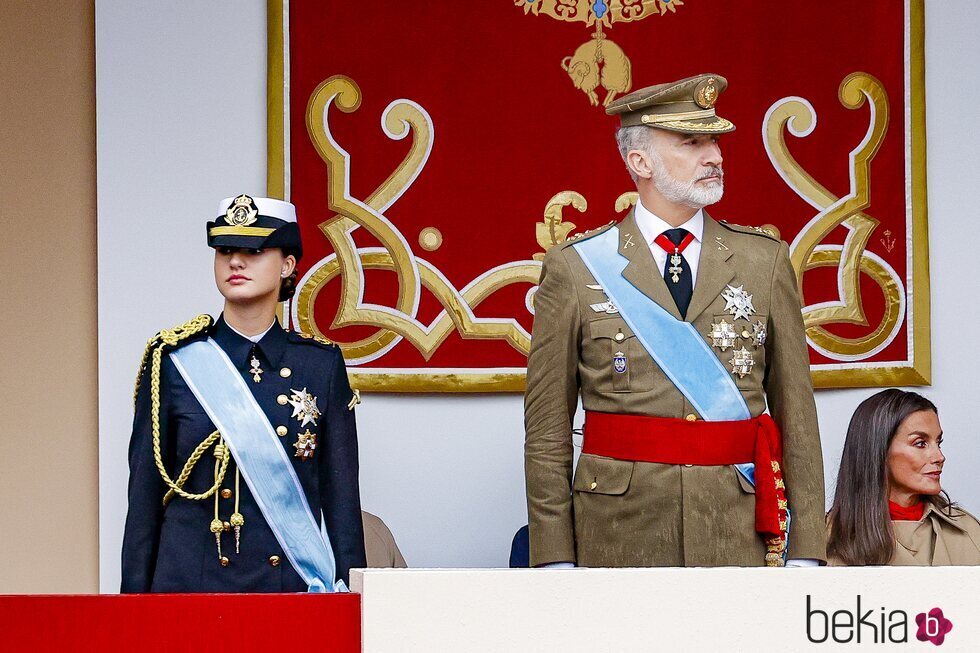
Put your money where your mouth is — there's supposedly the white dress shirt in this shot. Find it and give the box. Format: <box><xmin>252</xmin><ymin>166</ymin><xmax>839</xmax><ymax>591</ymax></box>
<box><xmin>633</xmin><ymin>200</ymin><xmax>704</xmax><ymax>286</ymax></box>
<box><xmin>227</xmin><ymin>320</ymin><xmax>276</xmax><ymax>343</ymax></box>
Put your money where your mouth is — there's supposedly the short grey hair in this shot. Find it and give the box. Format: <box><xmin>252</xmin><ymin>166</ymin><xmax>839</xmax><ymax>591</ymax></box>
<box><xmin>615</xmin><ymin>125</ymin><xmax>654</xmax><ymax>182</ymax></box>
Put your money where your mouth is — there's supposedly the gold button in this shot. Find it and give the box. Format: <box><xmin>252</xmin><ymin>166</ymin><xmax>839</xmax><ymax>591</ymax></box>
<box><xmin>277</xmin><ymin>394</ymin><xmax>288</xmax><ymax>405</ymax></box>
<box><xmin>590</xmin><ymin>481</ymin><xmax>598</xmax><ymax>490</ymax></box>
<box><xmin>268</xmin><ymin>555</ymin><xmax>281</xmax><ymax>567</ymax></box>
<box><xmin>220</xmin><ymin>556</ymin><xmax>230</xmax><ymax>567</ymax></box>
<box><xmin>222</xmin><ymin>521</ymin><xmax>231</xmax><ymax>532</ymax></box>
<box><xmin>685</xmin><ymin>414</ymin><xmax>697</xmax><ymax>422</ymax></box>
<box><xmin>614</xmin><ymin>332</ymin><xmax>625</xmax><ymax>342</ymax></box>
<box><xmin>276</xmin><ymin>425</ymin><xmax>288</xmax><ymax>437</ymax></box>
<box><xmin>742</xmin><ymin>330</ymin><xmax>751</xmax><ymax>339</ymax></box>
<box><xmin>221</xmin><ymin>488</ymin><xmax>233</xmax><ymax>499</ymax></box>
<box><xmin>280</xmin><ymin>367</ymin><xmax>292</xmax><ymax>378</ymax></box>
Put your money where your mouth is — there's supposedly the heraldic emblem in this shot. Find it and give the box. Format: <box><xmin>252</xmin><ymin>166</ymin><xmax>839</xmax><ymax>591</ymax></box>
<box><xmin>516</xmin><ymin>0</ymin><xmax>685</xmax><ymax>106</ymax></box>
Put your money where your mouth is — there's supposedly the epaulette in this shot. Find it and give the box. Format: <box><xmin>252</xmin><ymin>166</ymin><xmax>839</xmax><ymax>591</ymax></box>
<box><xmin>557</xmin><ymin>220</ymin><xmax>618</xmax><ymax>249</ymax></box>
<box><xmin>719</xmin><ymin>220</ymin><xmax>781</xmax><ymax>241</ymax></box>
<box><xmin>290</xmin><ymin>330</ymin><xmax>337</xmax><ymax>348</ymax></box>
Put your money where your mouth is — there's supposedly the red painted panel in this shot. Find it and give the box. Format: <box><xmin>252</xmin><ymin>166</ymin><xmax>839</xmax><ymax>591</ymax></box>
<box><xmin>0</xmin><ymin>593</ymin><xmax>360</xmax><ymax>653</ymax></box>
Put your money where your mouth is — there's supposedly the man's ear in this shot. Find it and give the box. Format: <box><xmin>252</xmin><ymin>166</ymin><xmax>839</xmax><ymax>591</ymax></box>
<box><xmin>627</xmin><ymin>149</ymin><xmax>654</xmax><ymax>180</ymax></box>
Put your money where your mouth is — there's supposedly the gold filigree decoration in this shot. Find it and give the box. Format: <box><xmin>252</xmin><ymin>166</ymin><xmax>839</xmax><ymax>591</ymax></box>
<box><xmin>298</xmin><ymin>76</ymin><xmax>541</xmax><ymax>363</ymax></box>
<box><xmin>518</xmin><ymin>1</ymin><xmax>685</xmax><ymax>107</ymax></box>
<box><xmin>534</xmin><ymin>191</ymin><xmax>587</xmax><ymax>260</ymax></box>
<box><xmin>764</xmin><ymin>72</ymin><xmax>905</xmax><ymax>360</ymax></box>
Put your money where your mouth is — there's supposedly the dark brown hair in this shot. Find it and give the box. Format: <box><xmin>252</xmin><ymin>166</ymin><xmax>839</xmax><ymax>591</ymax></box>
<box><xmin>827</xmin><ymin>389</ymin><xmax>944</xmax><ymax>565</ymax></box>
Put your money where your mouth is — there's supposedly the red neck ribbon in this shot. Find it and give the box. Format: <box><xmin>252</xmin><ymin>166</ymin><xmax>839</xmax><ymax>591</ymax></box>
<box><xmin>888</xmin><ymin>500</ymin><xmax>925</xmax><ymax>521</ymax></box>
<box><xmin>654</xmin><ymin>232</ymin><xmax>696</xmax><ymax>255</ymax></box>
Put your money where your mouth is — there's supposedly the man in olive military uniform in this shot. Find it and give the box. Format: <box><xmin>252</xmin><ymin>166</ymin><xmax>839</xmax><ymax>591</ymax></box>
<box><xmin>122</xmin><ymin>195</ymin><xmax>366</xmax><ymax>592</ymax></box>
<box><xmin>524</xmin><ymin>74</ymin><xmax>826</xmax><ymax>568</ymax></box>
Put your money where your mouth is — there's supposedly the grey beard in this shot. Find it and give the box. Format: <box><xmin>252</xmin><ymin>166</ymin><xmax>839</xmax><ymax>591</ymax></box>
<box><xmin>650</xmin><ymin>152</ymin><xmax>724</xmax><ymax>209</ymax></box>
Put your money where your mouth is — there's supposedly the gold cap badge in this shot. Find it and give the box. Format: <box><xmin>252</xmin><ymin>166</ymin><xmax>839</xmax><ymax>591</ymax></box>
<box><xmin>224</xmin><ymin>194</ymin><xmax>259</xmax><ymax>227</ymax></box>
<box><xmin>695</xmin><ymin>77</ymin><xmax>719</xmax><ymax>109</ymax></box>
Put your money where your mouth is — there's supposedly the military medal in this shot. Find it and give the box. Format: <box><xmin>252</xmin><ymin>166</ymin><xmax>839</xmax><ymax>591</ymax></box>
<box><xmin>590</xmin><ymin>301</ymin><xmax>619</xmax><ymax>314</ymax></box>
<box><xmin>613</xmin><ymin>352</ymin><xmax>628</xmax><ymax>374</ymax></box>
<box><xmin>708</xmin><ymin>319</ymin><xmax>738</xmax><ymax>351</ymax></box>
<box><xmin>287</xmin><ymin>387</ymin><xmax>321</xmax><ymax>427</ymax></box>
<box><xmin>722</xmin><ymin>284</ymin><xmax>756</xmax><ymax>320</ymax></box>
<box><xmin>729</xmin><ymin>346</ymin><xmax>755</xmax><ymax>378</ymax></box>
<box><xmin>751</xmin><ymin>320</ymin><xmax>767</xmax><ymax>348</ymax></box>
<box><xmin>294</xmin><ymin>429</ymin><xmax>317</xmax><ymax>459</ymax></box>
<box><xmin>248</xmin><ymin>346</ymin><xmax>263</xmax><ymax>383</ymax></box>
<box><xmin>654</xmin><ymin>231</ymin><xmax>696</xmax><ymax>284</ymax></box>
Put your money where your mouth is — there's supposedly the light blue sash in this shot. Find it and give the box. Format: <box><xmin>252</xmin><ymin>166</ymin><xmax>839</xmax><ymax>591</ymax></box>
<box><xmin>573</xmin><ymin>226</ymin><xmax>751</xmax><ymax>422</ymax></box>
<box><xmin>170</xmin><ymin>338</ymin><xmax>345</xmax><ymax>593</ymax></box>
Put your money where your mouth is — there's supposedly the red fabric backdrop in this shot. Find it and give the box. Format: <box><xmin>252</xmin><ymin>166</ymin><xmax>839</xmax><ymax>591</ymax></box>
<box><xmin>276</xmin><ymin>0</ymin><xmax>925</xmax><ymax>390</ymax></box>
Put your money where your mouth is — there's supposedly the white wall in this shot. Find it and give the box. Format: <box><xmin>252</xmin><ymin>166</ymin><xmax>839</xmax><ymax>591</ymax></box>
<box><xmin>97</xmin><ymin>1</ymin><xmax>980</xmax><ymax>591</ymax></box>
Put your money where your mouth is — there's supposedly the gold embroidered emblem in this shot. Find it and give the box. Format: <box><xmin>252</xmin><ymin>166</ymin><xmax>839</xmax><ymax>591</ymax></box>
<box><xmin>224</xmin><ymin>194</ymin><xmax>258</xmax><ymax>227</ymax></box>
<box><xmin>518</xmin><ymin>1</ymin><xmax>686</xmax><ymax>108</ymax></box>
<box><xmin>695</xmin><ymin>77</ymin><xmax>718</xmax><ymax>109</ymax></box>
<box><xmin>287</xmin><ymin>387</ymin><xmax>321</xmax><ymax>427</ymax></box>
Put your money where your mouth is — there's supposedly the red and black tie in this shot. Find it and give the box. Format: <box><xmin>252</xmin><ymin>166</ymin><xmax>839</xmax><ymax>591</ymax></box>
<box><xmin>654</xmin><ymin>228</ymin><xmax>695</xmax><ymax>319</ymax></box>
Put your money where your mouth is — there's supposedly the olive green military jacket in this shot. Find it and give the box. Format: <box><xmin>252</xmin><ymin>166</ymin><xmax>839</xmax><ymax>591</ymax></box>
<box><xmin>524</xmin><ymin>211</ymin><xmax>826</xmax><ymax>567</ymax></box>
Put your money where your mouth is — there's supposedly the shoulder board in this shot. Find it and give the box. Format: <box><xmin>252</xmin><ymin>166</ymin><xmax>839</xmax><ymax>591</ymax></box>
<box><xmin>557</xmin><ymin>220</ymin><xmax>618</xmax><ymax>249</ymax></box>
<box><xmin>719</xmin><ymin>220</ymin><xmax>781</xmax><ymax>241</ymax></box>
<box><xmin>289</xmin><ymin>330</ymin><xmax>337</xmax><ymax>348</ymax></box>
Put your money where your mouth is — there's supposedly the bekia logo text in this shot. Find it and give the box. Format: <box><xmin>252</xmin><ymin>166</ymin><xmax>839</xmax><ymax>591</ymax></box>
<box><xmin>806</xmin><ymin>595</ymin><xmax>953</xmax><ymax>645</ymax></box>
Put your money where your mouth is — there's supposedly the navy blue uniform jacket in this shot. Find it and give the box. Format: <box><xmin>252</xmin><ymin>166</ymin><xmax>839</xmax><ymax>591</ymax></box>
<box><xmin>121</xmin><ymin>316</ymin><xmax>366</xmax><ymax>592</ymax></box>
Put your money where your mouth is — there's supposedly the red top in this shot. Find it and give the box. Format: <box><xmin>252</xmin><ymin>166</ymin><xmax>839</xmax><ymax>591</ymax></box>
<box><xmin>889</xmin><ymin>500</ymin><xmax>924</xmax><ymax>521</ymax></box>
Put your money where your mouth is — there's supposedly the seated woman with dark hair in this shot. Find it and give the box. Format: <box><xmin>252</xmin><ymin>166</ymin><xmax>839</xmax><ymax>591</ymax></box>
<box><xmin>827</xmin><ymin>389</ymin><xmax>980</xmax><ymax>566</ymax></box>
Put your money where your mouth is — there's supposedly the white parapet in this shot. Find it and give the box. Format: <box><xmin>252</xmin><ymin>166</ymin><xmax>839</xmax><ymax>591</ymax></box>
<box><xmin>351</xmin><ymin>567</ymin><xmax>979</xmax><ymax>652</ymax></box>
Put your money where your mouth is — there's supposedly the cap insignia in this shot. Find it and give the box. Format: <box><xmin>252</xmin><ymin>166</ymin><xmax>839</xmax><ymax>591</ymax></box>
<box><xmin>695</xmin><ymin>78</ymin><xmax>719</xmax><ymax>109</ymax></box>
<box><xmin>225</xmin><ymin>194</ymin><xmax>259</xmax><ymax>227</ymax></box>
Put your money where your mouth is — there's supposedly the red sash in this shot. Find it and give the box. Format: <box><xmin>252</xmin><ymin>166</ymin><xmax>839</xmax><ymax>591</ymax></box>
<box><xmin>583</xmin><ymin>411</ymin><xmax>788</xmax><ymax>564</ymax></box>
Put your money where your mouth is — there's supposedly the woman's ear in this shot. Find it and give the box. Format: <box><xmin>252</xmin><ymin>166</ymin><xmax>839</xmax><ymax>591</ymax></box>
<box><xmin>281</xmin><ymin>254</ymin><xmax>297</xmax><ymax>278</ymax></box>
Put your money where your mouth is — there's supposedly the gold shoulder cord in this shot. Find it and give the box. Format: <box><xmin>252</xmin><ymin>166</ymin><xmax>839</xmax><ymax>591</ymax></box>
<box><xmin>132</xmin><ymin>315</ymin><xmax>231</xmax><ymax>506</ymax></box>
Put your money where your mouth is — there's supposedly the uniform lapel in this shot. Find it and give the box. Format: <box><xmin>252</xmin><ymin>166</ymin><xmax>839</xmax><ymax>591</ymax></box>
<box><xmin>618</xmin><ymin>211</ymin><xmax>682</xmax><ymax>320</ymax></box>
<box><xmin>685</xmin><ymin>213</ymin><xmax>735</xmax><ymax>323</ymax></box>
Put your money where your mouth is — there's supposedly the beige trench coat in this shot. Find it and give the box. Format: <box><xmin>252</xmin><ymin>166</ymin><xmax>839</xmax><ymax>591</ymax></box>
<box><xmin>524</xmin><ymin>212</ymin><xmax>826</xmax><ymax>567</ymax></box>
<box><xmin>828</xmin><ymin>504</ymin><xmax>980</xmax><ymax>566</ymax></box>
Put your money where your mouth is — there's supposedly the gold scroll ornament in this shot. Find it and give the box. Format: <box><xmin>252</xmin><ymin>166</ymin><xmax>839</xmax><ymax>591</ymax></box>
<box><xmin>764</xmin><ymin>72</ymin><xmax>905</xmax><ymax>361</ymax></box>
<box><xmin>295</xmin><ymin>76</ymin><xmax>540</xmax><ymax>368</ymax></box>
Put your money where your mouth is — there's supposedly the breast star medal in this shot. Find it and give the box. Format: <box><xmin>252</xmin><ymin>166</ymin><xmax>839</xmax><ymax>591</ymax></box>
<box><xmin>613</xmin><ymin>351</ymin><xmax>628</xmax><ymax>374</ymax></box>
<box><xmin>751</xmin><ymin>320</ymin><xmax>768</xmax><ymax>348</ymax></box>
<box><xmin>287</xmin><ymin>388</ymin><xmax>321</xmax><ymax>427</ymax></box>
<box><xmin>294</xmin><ymin>429</ymin><xmax>317</xmax><ymax>460</ymax></box>
<box><xmin>722</xmin><ymin>284</ymin><xmax>756</xmax><ymax>321</ymax></box>
<box><xmin>729</xmin><ymin>346</ymin><xmax>755</xmax><ymax>378</ymax></box>
<box><xmin>708</xmin><ymin>318</ymin><xmax>738</xmax><ymax>351</ymax></box>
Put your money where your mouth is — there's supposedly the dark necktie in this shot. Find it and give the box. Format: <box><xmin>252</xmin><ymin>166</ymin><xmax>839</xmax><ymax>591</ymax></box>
<box><xmin>660</xmin><ymin>228</ymin><xmax>694</xmax><ymax>319</ymax></box>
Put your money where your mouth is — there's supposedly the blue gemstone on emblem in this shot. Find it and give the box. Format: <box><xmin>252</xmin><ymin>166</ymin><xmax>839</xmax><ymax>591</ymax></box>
<box><xmin>592</xmin><ymin>1</ymin><xmax>608</xmax><ymax>19</ymax></box>
<box><xmin>613</xmin><ymin>352</ymin><xmax>627</xmax><ymax>374</ymax></box>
